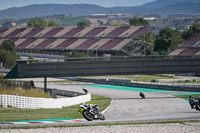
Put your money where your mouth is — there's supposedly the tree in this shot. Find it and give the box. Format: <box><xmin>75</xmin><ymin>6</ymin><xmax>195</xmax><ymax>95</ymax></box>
<box><xmin>77</xmin><ymin>21</ymin><xmax>90</xmax><ymax>27</ymax></box>
<box><xmin>28</xmin><ymin>54</ymin><xmax>37</xmax><ymax>63</ymax></box>
<box><xmin>129</xmin><ymin>17</ymin><xmax>149</xmax><ymax>26</ymax></box>
<box><xmin>154</xmin><ymin>28</ymin><xmax>183</xmax><ymax>55</ymax></box>
<box><xmin>0</xmin><ymin>39</ymin><xmax>17</xmax><ymax>68</ymax></box>
<box><xmin>182</xmin><ymin>23</ymin><xmax>200</xmax><ymax>40</ymax></box>
<box><xmin>113</xmin><ymin>22</ymin><xmax>121</xmax><ymax>27</ymax></box>
<box><xmin>0</xmin><ymin>40</ymin><xmax>16</xmax><ymax>53</ymax></box>
<box><xmin>47</xmin><ymin>21</ymin><xmax>58</xmax><ymax>27</ymax></box>
<box><xmin>27</xmin><ymin>18</ymin><xmax>47</xmax><ymax>28</ymax></box>
<box><xmin>0</xmin><ymin>50</ymin><xmax>16</xmax><ymax>68</ymax></box>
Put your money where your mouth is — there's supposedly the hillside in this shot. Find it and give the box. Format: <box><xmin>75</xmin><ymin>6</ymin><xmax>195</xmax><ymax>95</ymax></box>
<box><xmin>0</xmin><ymin>0</ymin><xmax>200</xmax><ymax>19</ymax></box>
<box><xmin>157</xmin><ymin>3</ymin><xmax>200</xmax><ymax>15</ymax></box>
<box><xmin>0</xmin><ymin>4</ymin><xmax>108</xmax><ymax>19</ymax></box>
<box><xmin>142</xmin><ymin>0</ymin><xmax>200</xmax><ymax>8</ymax></box>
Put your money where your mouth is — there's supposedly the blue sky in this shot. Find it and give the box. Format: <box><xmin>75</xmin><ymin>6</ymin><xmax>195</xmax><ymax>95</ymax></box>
<box><xmin>0</xmin><ymin>0</ymin><xmax>156</xmax><ymax>11</ymax></box>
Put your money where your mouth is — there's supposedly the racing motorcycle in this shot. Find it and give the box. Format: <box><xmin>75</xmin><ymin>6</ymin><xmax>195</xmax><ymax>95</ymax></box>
<box><xmin>78</xmin><ymin>104</ymin><xmax>105</xmax><ymax>121</ymax></box>
<box><xmin>189</xmin><ymin>96</ymin><xmax>200</xmax><ymax>111</ymax></box>
<box><xmin>139</xmin><ymin>92</ymin><xmax>145</xmax><ymax>99</ymax></box>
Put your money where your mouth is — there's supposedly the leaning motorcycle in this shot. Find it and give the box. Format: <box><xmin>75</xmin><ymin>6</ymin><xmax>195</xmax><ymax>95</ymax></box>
<box><xmin>189</xmin><ymin>96</ymin><xmax>200</xmax><ymax>111</ymax></box>
<box><xmin>78</xmin><ymin>104</ymin><xmax>105</xmax><ymax>121</ymax></box>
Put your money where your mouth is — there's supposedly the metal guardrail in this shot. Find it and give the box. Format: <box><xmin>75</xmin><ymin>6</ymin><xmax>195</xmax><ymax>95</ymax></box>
<box><xmin>15</xmin><ymin>54</ymin><xmax>200</xmax><ymax>63</ymax></box>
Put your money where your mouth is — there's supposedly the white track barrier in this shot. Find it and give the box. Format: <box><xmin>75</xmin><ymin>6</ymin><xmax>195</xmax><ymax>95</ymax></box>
<box><xmin>0</xmin><ymin>94</ymin><xmax>91</xmax><ymax>109</ymax></box>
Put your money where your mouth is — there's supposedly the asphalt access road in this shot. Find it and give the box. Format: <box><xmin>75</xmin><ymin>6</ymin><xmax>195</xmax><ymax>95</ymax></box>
<box><xmin>36</xmin><ymin>83</ymin><xmax>200</xmax><ymax>123</ymax></box>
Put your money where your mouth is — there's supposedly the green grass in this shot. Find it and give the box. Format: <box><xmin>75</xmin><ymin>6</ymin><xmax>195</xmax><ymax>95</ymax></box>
<box><xmin>0</xmin><ymin>87</ymin><xmax>51</xmax><ymax>98</ymax></box>
<box><xmin>174</xmin><ymin>94</ymin><xmax>200</xmax><ymax>100</ymax></box>
<box><xmin>84</xmin><ymin>74</ymin><xmax>178</xmax><ymax>82</ymax></box>
<box><xmin>0</xmin><ymin>94</ymin><xmax>111</xmax><ymax>122</ymax></box>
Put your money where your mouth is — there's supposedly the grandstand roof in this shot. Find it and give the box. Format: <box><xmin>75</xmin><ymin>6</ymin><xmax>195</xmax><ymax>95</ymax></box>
<box><xmin>0</xmin><ymin>26</ymin><xmax>151</xmax><ymax>52</ymax></box>
<box><xmin>169</xmin><ymin>33</ymin><xmax>200</xmax><ymax>56</ymax></box>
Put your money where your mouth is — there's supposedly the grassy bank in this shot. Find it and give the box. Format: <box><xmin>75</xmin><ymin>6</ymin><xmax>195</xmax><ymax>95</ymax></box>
<box><xmin>0</xmin><ymin>87</ymin><xmax>51</xmax><ymax>98</ymax></box>
<box><xmin>175</xmin><ymin>94</ymin><xmax>200</xmax><ymax>100</ymax></box>
<box><xmin>0</xmin><ymin>94</ymin><xmax>111</xmax><ymax>122</ymax></box>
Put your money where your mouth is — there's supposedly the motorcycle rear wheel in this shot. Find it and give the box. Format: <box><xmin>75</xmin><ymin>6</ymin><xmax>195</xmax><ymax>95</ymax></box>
<box><xmin>83</xmin><ymin>111</ymin><xmax>93</xmax><ymax>121</ymax></box>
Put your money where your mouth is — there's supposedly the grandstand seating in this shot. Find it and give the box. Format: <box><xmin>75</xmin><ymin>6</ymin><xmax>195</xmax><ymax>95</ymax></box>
<box><xmin>16</xmin><ymin>28</ymin><xmax>33</xmax><ymax>37</ymax></box>
<box><xmin>11</xmin><ymin>38</ymin><xmax>18</xmax><ymax>42</ymax></box>
<box><xmin>67</xmin><ymin>39</ymin><xmax>87</xmax><ymax>49</ymax></box>
<box><xmin>195</xmin><ymin>50</ymin><xmax>200</xmax><ymax>55</ymax></box>
<box><xmin>42</xmin><ymin>27</ymin><xmax>64</xmax><ymax>37</ymax></box>
<box><xmin>83</xmin><ymin>27</ymin><xmax>106</xmax><ymax>37</ymax></box>
<box><xmin>111</xmin><ymin>39</ymin><xmax>132</xmax><ymax>50</ymax></box>
<box><xmin>119</xmin><ymin>26</ymin><xmax>141</xmax><ymax>37</ymax></box>
<box><xmin>34</xmin><ymin>28</ymin><xmax>53</xmax><ymax>37</ymax></box>
<box><xmin>180</xmin><ymin>48</ymin><xmax>199</xmax><ymax>56</ymax></box>
<box><xmin>0</xmin><ymin>28</ymin><xmax>8</xmax><ymax>35</ymax></box>
<box><xmin>6</xmin><ymin>28</ymin><xmax>26</xmax><ymax>37</ymax></box>
<box><xmin>53</xmin><ymin>27</ymin><xmax>73</xmax><ymax>37</ymax></box>
<box><xmin>169</xmin><ymin>49</ymin><xmax>185</xmax><ymax>56</ymax></box>
<box><xmin>0</xmin><ymin>26</ymin><xmax>151</xmax><ymax>55</ymax></box>
<box><xmin>62</xmin><ymin>27</ymin><xmax>84</xmax><ymax>37</ymax></box>
<box><xmin>183</xmin><ymin>34</ymin><xmax>200</xmax><ymax>46</ymax></box>
<box><xmin>47</xmin><ymin>39</ymin><xmax>66</xmax><ymax>49</ymax></box>
<box><xmin>88</xmin><ymin>39</ymin><xmax>110</xmax><ymax>50</ymax></box>
<box><xmin>17</xmin><ymin>39</ymin><xmax>37</xmax><ymax>48</ymax></box>
<box><xmin>24</xmin><ymin>28</ymin><xmax>44</xmax><ymax>37</ymax></box>
<box><xmin>15</xmin><ymin>39</ymin><xmax>26</xmax><ymax>46</ymax></box>
<box><xmin>55</xmin><ymin>39</ymin><xmax>77</xmax><ymax>50</ymax></box>
<box><xmin>99</xmin><ymin>38</ymin><xmax>124</xmax><ymax>50</ymax></box>
<box><xmin>34</xmin><ymin>39</ymin><xmax>57</xmax><ymax>49</ymax></box>
<box><xmin>75</xmin><ymin>39</ymin><xmax>99</xmax><ymax>50</ymax></box>
<box><xmin>26</xmin><ymin>39</ymin><xmax>46</xmax><ymax>48</ymax></box>
<box><xmin>169</xmin><ymin>33</ymin><xmax>200</xmax><ymax>56</ymax></box>
<box><xmin>77</xmin><ymin>27</ymin><xmax>94</xmax><ymax>37</ymax></box>
<box><xmin>0</xmin><ymin>29</ymin><xmax>16</xmax><ymax>37</ymax></box>
<box><xmin>130</xmin><ymin>26</ymin><xmax>150</xmax><ymax>38</ymax></box>
<box><xmin>106</xmin><ymin>27</ymin><xmax>129</xmax><ymax>37</ymax></box>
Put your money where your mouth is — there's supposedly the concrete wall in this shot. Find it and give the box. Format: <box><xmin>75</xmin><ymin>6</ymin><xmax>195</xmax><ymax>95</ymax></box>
<box><xmin>6</xmin><ymin>57</ymin><xmax>200</xmax><ymax>79</ymax></box>
<box><xmin>0</xmin><ymin>93</ymin><xmax>91</xmax><ymax>109</ymax></box>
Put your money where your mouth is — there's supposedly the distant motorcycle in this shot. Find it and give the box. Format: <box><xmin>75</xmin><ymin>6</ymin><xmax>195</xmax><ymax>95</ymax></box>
<box><xmin>78</xmin><ymin>104</ymin><xmax>105</xmax><ymax>121</ymax></box>
<box><xmin>139</xmin><ymin>92</ymin><xmax>145</xmax><ymax>99</ymax></box>
<box><xmin>189</xmin><ymin>96</ymin><xmax>200</xmax><ymax>111</ymax></box>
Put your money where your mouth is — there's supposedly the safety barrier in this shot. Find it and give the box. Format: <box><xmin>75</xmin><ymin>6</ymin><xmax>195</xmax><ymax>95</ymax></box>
<box><xmin>0</xmin><ymin>93</ymin><xmax>91</xmax><ymax>109</ymax></box>
<box><xmin>78</xmin><ymin>77</ymin><xmax>132</xmax><ymax>83</ymax></box>
<box><xmin>152</xmin><ymin>79</ymin><xmax>200</xmax><ymax>83</ymax></box>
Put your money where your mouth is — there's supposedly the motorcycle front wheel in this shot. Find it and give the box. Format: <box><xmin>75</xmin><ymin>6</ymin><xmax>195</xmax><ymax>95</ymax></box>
<box><xmin>83</xmin><ymin>111</ymin><xmax>93</xmax><ymax>121</ymax></box>
<box><xmin>99</xmin><ymin>114</ymin><xmax>105</xmax><ymax>120</ymax></box>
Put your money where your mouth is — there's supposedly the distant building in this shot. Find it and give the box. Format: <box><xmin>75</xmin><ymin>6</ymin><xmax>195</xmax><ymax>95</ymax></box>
<box><xmin>144</xmin><ymin>17</ymin><xmax>157</xmax><ymax>21</ymax></box>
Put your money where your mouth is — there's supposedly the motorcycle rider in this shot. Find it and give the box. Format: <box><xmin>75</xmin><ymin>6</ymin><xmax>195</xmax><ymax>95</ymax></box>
<box><xmin>189</xmin><ymin>96</ymin><xmax>200</xmax><ymax>111</ymax></box>
<box><xmin>189</xmin><ymin>96</ymin><xmax>195</xmax><ymax>109</ymax></box>
<box><xmin>81</xmin><ymin>103</ymin><xmax>99</xmax><ymax>113</ymax></box>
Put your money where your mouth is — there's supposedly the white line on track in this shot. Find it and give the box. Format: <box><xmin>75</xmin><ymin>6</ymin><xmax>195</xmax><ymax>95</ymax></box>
<box><xmin>102</xmin><ymin>100</ymin><xmax>113</xmax><ymax>114</ymax></box>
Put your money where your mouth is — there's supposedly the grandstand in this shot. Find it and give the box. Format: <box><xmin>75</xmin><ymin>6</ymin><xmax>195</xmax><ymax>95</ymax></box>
<box><xmin>169</xmin><ymin>33</ymin><xmax>200</xmax><ymax>56</ymax></box>
<box><xmin>0</xmin><ymin>26</ymin><xmax>151</xmax><ymax>56</ymax></box>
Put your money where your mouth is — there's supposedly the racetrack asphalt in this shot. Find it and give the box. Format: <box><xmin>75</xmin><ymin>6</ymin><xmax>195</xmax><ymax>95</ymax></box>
<box><xmin>1</xmin><ymin>82</ymin><xmax>200</xmax><ymax>127</ymax></box>
<box><xmin>38</xmin><ymin>83</ymin><xmax>200</xmax><ymax>122</ymax></box>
